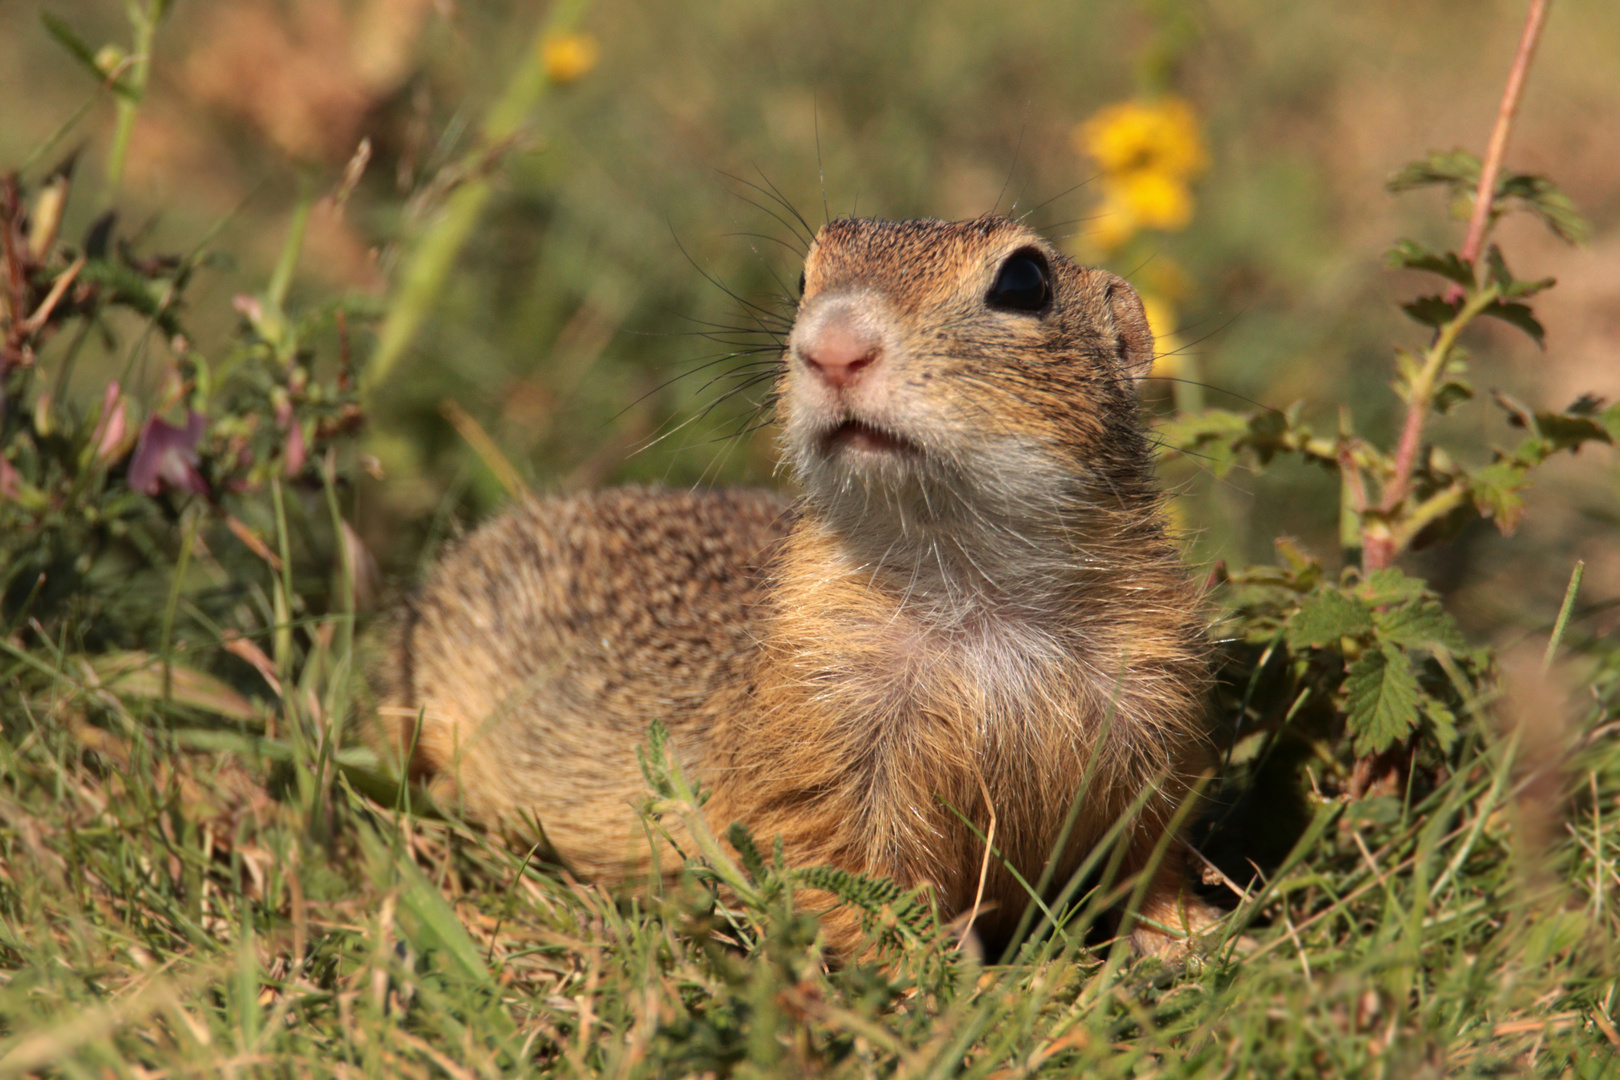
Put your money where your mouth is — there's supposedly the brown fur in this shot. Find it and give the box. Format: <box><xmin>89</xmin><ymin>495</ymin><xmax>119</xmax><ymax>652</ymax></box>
<box><xmin>378</xmin><ymin>214</ymin><xmax>1218</xmax><ymax>957</ymax></box>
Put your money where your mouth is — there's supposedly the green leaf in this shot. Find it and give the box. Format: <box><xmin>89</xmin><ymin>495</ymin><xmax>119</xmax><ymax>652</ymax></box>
<box><xmin>1374</xmin><ymin>601</ymin><xmax>1466</xmax><ymax>652</ymax></box>
<box><xmin>1287</xmin><ymin>590</ymin><xmax>1374</xmax><ymax>650</ymax></box>
<box><xmin>1401</xmin><ymin>295</ymin><xmax>1462</xmax><ymax>329</ymax></box>
<box><xmin>1531</xmin><ymin>409</ymin><xmax>1614</xmax><ymax>455</ymax></box>
<box><xmin>1602</xmin><ymin>403</ymin><xmax>1620</xmax><ymax>444</ymax></box>
<box><xmin>1344</xmin><ymin>645</ymin><xmax>1422</xmax><ymax>757</ymax></box>
<box><xmin>1433</xmin><ymin>377</ymin><xmax>1474</xmax><ymax>415</ymax></box>
<box><xmin>636</xmin><ymin>718</ymin><xmax>677</xmax><ymax>800</ymax></box>
<box><xmin>1469</xmin><ymin>459</ymin><xmax>1528</xmax><ymax>535</ymax></box>
<box><xmin>1422</xmin><ymin>696</ymin><xmax>1459</xmax><ymax>753</ymax></box>
<box><xmin>727</xmin><ymin>822</ymin><xmax>769</xmax><ymax>886</ymax></box>
<box><xmin>1484</xmin><ymin>245</ymin><xmax>1555</xmax><ymax>298</ymax></box>
<box><xmin>39</xmin><ymin>11</ymin><xmax>139</xmax><ymax>100</ymax></box>
<box><xmin>1154</xmin><ymin>408</ymin><xmax>1250</xmax><ymax>478</ymax></box>
<box><xmin>1386</xmin><ymin>240</ymin><xmax>1473</xmax><ymax>286</ymax></box>
<box><xmin>1360</xmin><ymin>568</ymin><xmax>1429</xmax><ymax>606</ymax></box>
<box><xmin>1565</xmin><ymin>393</ymin><xmax>1606</xmax><ymax>417</ymax></box>
<box><xmin>1388</xmin><ymin>155</ymin><xmax>1590</xmax><ymax>244</ymax></box>
<box><xmin>1386</xmin><ymin>150</ymin><xmax>1479</xmax><ymax>195</ymax></box>
<box><xmin>1495</xmin><ymin>172</ymin><xmax>1591</xmax><ymax>245</ymax></box>
<box><xmin>1478</xmin><ymin>300</ymin><xmax>1545</xmax><ymax>348</ymax></box>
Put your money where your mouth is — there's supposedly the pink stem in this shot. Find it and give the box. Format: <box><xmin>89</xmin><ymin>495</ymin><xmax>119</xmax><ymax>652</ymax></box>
<box><xmin>1457</xmin><ymin>0</ymin><xmax>1553</xmax><ymax>275</ymax></box>
<box><xmin>1369</xmin><ymin>0</ymin><xmax>1553</xmax><ymax>571</ymax></box>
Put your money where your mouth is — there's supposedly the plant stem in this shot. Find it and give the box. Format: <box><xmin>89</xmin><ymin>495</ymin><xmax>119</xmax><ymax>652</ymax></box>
<box><xmin>158</xmin><ymin>507</ymin><xmax>198</xmax><ymax>702</ymax></box>
<box><xmin>1364</xmin><ymin>285</ymin><xmax>1500</xmax><ymax>569</ymax></box>
<box><xmin>1366</xmin><ymin>0</ymin><xmax>1555</xmax><ymax>574</ymax></box>
<box><xmin>364</xmin><ymin>0</ymin><xmax>594</xmax><ymax>395</ymax></box>
<box><xmin>1456</xmin><ymin>0</ymin><xmax>1554</xmax><ymax>282</ymax></box>
<box><xmin>102</xmin><ymin>0</ymin><xmax>165</xmax><ymax>207</ymax></box>
<box><xmin>266</xmin><ymin>176</ymin><xmax>315</xmax><ymax>319</ymax></box>
<box><xmin>1388</xmin><ymin>484</ymin><xmax>1469</xmax><ymax>552</ymax></box>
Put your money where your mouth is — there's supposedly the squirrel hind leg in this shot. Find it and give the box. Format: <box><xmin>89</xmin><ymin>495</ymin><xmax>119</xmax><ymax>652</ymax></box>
<box><xmin>1125</xmin><ymin>841</ymin><xmax>1227</xmax><ymax>961</ymax></box>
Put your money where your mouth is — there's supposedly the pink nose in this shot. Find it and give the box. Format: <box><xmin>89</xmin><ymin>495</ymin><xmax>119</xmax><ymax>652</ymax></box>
<box><xmin>799</xmin><ymin>323</ymin><xmax>881</xmax><ymax>389</ymax></box>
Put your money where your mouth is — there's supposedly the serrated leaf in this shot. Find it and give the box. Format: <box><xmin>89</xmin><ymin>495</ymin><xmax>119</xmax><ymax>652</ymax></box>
<box><xmin>1479</xmin><ymin>300</ymin><xmax>1545</xmax><ymax>347</ymax></box>
<box><xmin>1361</xmin><ymin>568</ymin><xmax>1429</xmax><ymax>606</ymax></box>
<box><xmin>1287</xmin><ymin>590</ymin><xmax>1374</xmax><ymax>650</ymax></box>
<box><xmin>1345</xmin><ymin>645</ymin><xmax>1422</xmax><ymax>757</ymax></box>
<box><xmin>1154</xmin><ymin>408</ymin><xmax>1250</xmax><ymax>478</ymax></box>
<box><xmin>1402</xmin><ymin>295</ymin><xmax>1462</xmax><ymax>329</ymax></box>
<box><xmin>1496</xmin><ymin>172</ymin><xmax>1591</xmax><ymax>245</ymax></box>
<box><xmin>1374</xmin><ymin>600</ymin><xmax>1466</xmax><ymax>652</ymax></box>
<box><xmin>1387</xmin><ymin>151</ymin><xmax>1479</xmax><ymax>194</ymax></box>
<box><xmin>1480</xmin><ymin>245</ymin><xmax>1554</xmax><ymax>298</ymax></box>
<box><xmin>727</xmin><ymin>822</ymin><xmax>769</xmax><ymax>885</ymax></box>
<box><xmin>1504</xmin><ymin>276</ymin><xmax>1556</xmax><ymax>299</ymax></box>
<box><xmin>1423</xmin><ymin>696</ymin><xmax>1459</xmax><ymax>753</ymax></box>
<box><xmin>1387</xmin><ymin>240</ymin><xmax>1473</xmax><ymax>286</ymax></box>
<box><xmin>1469</xmin><ymin>459</ymin><xmax>1528</xmax><ymax>535</ymax></box>
<box><xmin>1433</xmin><ymin>378</ymin><xmax>1474</xmax><ymax>415</ymax></box>
<box><xmin>1244</xmin><ymin>408</ymin><xmax>1297</xmax><ymax>465</ymax></box>
<box><xmin>1273</xmin><ymin>537</ymin><xmax>1324</xmax><ymax>584</ymax></box>
<box><xmin>1532</xmin><ymin>410</ymin><xmax>1613</xmax><ymax>454</ymax></box>
<box><xmin>1566</xmin><ymin>393</ymin><xmax>1606</xmax><ymax>417</ymax></box>
<box><xmin>1484</xmin><ymin>245</ymin><xmax>1510</xmax><ymax>289</ymax></box>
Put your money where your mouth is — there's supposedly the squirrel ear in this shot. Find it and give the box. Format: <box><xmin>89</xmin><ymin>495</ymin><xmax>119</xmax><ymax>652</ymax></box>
<box><xmin>1096</xmin><ymin>273</ymin><xmax>1156</xmax><ymax>383</ymax></box>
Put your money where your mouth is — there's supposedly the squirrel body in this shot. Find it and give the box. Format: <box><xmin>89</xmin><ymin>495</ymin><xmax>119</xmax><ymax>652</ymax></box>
<box><xmin>380</xmin><ymin>214</ymin><xmax>1217</xmax><ymax>956</ymax></box>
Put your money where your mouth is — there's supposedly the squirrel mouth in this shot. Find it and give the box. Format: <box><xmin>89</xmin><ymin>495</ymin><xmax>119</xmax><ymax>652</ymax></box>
<box><xmin>821</xmin><ymin>419</ymin><xmax>920</xmax><ymax>458</ymax></box>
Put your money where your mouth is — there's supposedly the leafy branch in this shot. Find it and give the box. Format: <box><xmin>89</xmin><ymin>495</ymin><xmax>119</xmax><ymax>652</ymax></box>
<box><xmin>1161</xmin><ymin>0</ymin><xmax>1606</xmax><ymax>796</ymax></box>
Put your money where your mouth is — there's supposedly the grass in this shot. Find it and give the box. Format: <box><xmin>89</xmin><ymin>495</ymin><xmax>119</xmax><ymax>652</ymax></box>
<box><xmin>0</xmin><ymin>610</ymin><xmax>1615</xmax><ymax>1076</ymax></box>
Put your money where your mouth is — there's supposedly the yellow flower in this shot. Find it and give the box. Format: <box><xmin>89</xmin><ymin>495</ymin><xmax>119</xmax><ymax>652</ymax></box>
<box><xmin>1075</xmin><ymin>97</ymin><xmax>1207</xmax><ymax>249</ymax></box>
<box><xmin>541</xmin><ymin>32</ymin><xmax>600</xmax><ymax>85</ymax></box>
<box><xmin>1077</xmin><ymin>98</ymin><xmax>1207</xmax><ymax>182</ymax></box>
<box><xmin>1090</xmin><ymin>194</ymin><xmax>1139</xmax><ymax>252</ymax></box>
<box><xmin>1139</xmin><ymin>289</ymin><xmax>1203</xmax><ymax>413</ymax></box>
<box><xmin>1109</xmin><ymin>170</ymin><xmax>1194</xmax><ymax>231</ymax></box>
<box><xmin>1139</xmin><ymin>293</ymin><xmax>1181</xmax><ymax>375</ymax></box>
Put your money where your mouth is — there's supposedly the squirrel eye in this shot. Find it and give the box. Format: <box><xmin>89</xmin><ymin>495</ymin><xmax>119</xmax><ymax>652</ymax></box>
<box><xmin>986</xmin><ymin>250</ymin><xmax>1051</xmax><ymax>313</ymax></box>
<box><xmin>797</xmin><ymin>270</ymin><xmax>806</xmax><ymax>297</ymax></box>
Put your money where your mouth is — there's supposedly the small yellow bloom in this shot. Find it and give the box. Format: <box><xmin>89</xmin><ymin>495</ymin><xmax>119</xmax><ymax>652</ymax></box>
<box><xmin>541</xmin><ymin>32</ymin><xmax>600</xmax><ymax>85</ymax></box>
<box><xmin>1075</xmin><ymin>97</ymin><xmax>1207</xmax><ymax>249</ymax></box>
<box><xmin>1109</xmin><ymin>171</ymin><xmax>1194</xmax><ymax>232</ymax></box>
<box><xmin>1077</xmin><ymin>98</ymin><xmax>1207</xmax><ymax>182</ymax></box>
<box><xmin>1139</xmin><ymin>293</ymin><xmax>1181</xmax><ymax>374</ymax></box>
<box><xmin>1090</xmin><ymin>194</ymin><xmax>1140</xmax><ymax>252</ymax></box>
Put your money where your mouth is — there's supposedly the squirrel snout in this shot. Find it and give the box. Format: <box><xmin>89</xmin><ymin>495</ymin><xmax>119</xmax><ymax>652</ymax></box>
<box><xmin>797</xmin><ymin>318</ymin><xmax>883</xmax><ymax>390</ymax></box>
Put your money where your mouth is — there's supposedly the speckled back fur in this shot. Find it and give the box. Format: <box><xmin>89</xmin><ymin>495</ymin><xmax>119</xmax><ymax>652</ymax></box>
<box><xmin>378</xmin><ymin>488</ymin><xmax>792</xmax><ymax>875</ymax></box>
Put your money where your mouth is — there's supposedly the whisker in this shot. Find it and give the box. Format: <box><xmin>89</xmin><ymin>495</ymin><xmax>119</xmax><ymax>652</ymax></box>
<box><xmin>719</xmin><ymin>169</ymin><xmax>815</xmax><ymax>250</ymax></box>
<box><xmin>717</xmin><ymin>184</ymin><xmax>813</xmax><ymax>257</ymax></box>
<box><xmin>752</xmin><ymin>163</ymin><xmax>818</xmax><ymax>246</ymax></box>
<box><xmin>994</xmin><ymin>116</ymin><xmax>1029</xmax><ymax>217</ymax></box>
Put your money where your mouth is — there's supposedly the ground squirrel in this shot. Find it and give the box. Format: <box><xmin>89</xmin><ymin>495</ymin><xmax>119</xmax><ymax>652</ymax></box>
<box><xmin>378</xmin><ymin>214</ymin><xmax>1219</xmax><ymax>958</ymax></box>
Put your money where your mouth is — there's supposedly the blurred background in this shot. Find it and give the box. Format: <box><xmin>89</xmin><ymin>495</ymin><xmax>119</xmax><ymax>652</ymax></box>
<box><xmin>2</xmin><ymin>0</ymin><xmax>1616</xmax><ymax>644</ymax></box>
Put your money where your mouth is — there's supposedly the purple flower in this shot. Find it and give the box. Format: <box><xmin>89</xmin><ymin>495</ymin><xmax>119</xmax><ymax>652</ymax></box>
<box><xmin>129</xmin><ymin>411</ymin><xmax>209</xmax><ymax>497</ymax></box>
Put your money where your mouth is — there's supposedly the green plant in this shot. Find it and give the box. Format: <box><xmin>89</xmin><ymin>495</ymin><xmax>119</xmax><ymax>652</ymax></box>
<box><xmin>1159</xmin><ymin>0</ymin><xmax>1611</xmax><ymax>797</ymax></box>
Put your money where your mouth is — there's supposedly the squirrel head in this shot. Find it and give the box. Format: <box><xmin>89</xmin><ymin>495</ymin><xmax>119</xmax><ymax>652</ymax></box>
<box><xmin>779</xmin><ymin>214</ymin><xmax>1160</xmax><ymax>567</ymax></box>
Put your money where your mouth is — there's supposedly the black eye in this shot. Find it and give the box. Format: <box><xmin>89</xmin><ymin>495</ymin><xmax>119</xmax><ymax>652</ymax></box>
<box><xmin>986</xmin><ymin>250</ymin><xmax>1050</xmax><ymax>313</ymax></box>
<box><xmin>797</xmin><ymin>270</ymin><xmax>806</xmax><ymax>297</ymax></box>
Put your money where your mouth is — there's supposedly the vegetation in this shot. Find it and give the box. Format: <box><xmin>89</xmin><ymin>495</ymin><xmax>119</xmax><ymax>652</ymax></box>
<box><xmin>0</xmin><ymin>0</ymin><xmax>1616</xmax><ymax>1075</ymax></box>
